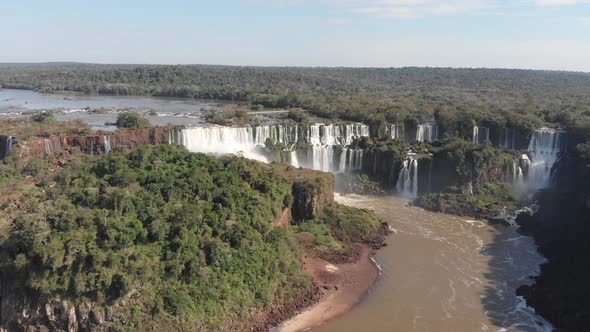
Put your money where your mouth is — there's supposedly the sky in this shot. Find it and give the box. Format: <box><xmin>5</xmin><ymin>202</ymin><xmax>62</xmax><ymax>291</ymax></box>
<box><xmin>1</xmin><ymin>0</ymin><xmax>590</xmax><ymax>71</ymax></box>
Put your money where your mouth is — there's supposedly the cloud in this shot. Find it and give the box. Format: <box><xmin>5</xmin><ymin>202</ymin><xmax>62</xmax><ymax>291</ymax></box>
<box><xmin>533</xmin><ymin>0</ymin><xmax>589</xmax><ymax>5</ymax></box>
<box><xmin>344</xmin><ymin>0</ymin><xmax>496</xmax><ymax>18</ymax></box>
<box><xmin>246</xmin><ymin>0</ymin><xmax>590</xmax><ymax>19</ymax></box>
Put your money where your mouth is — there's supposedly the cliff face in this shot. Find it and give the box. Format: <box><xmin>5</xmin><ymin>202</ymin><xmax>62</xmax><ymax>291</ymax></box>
<box><xmin>13</xmin><ymin>127</ymin><xmax>173</xmax><ymax>161</ymax></box>
<box><xmin>358</xmin><ymin>150</ymin><xmax>403</xmax><ymax>189</ymax></box>
<box><xmin>516</xmin><ymin>150</ymin><xmax>590</xmax><ymax>331</ymax></box>
<box><xmin>269</xmin><ymin>164</ymin><xmax>335</xmax><ymax>223</ymax></box>
<box><xmin>291</xmin><ymin>180</ymin><xmax>334</xmax><ymax>222</ymax></box>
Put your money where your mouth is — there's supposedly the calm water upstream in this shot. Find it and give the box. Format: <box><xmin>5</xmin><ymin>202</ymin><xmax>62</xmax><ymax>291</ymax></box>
<box><xmin>0</xmin><ymin>89</ymin><xmax>225</xmax><ymax>130</ymax></box>
<box><xmin>314</xmin><ymin>194</ymin><xmax>552</xmax><ymax>332</ymax></box>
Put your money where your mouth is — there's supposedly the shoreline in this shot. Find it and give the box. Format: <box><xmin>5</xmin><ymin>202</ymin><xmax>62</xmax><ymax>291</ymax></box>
<box><xmin>275</xmin><ymin>243</ymin><xmax>379</xmax><ymax>332</ymax></box>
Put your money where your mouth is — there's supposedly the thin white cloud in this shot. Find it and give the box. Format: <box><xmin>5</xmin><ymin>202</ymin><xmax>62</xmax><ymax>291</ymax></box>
<box><xmin>247</xmin><ymin>0</ymin><xmax>590</xmax><ymax>19</ymax></box>
<box><xmin>534</xmin><ymin>0</ymin><xmax>589</xmax><ymax>6</ymax></box>
<box><xmin>346</xmin><ymin>0</ymin><xmax>496</xmax><ymax>18</ymax></box>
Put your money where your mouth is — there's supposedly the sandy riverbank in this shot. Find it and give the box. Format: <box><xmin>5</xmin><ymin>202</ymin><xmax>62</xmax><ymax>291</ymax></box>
<box><xmin>276</xmin><ymin>244</ymin><xmax>379</xmax><ymax>332</ymax></box>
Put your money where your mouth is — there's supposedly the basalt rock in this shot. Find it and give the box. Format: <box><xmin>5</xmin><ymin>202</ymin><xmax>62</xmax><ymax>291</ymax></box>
<box><xmin>11</xmin><ymin>126</ymin><xmax>175</xmax><ymax>161</ymax></box>
<box><xmin>291</xmin><ymin>177</ymin><xmax>334</xmax><ymax>222</ymax></box>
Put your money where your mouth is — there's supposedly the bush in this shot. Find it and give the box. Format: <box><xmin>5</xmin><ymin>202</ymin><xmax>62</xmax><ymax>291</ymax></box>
<box><xmin>286</xmin><ymin>109</ymin><xmax>309</xmax><ymax>124</ymax></box>
<box><xmin>116</xmin><ymin>112</ymin><xmax>150</xmax><ymax>128</ymax></box>
<box><xmin>31</xmin><ymin>112</ymin><xmax>55</xmax><ymax>123</ymax></box>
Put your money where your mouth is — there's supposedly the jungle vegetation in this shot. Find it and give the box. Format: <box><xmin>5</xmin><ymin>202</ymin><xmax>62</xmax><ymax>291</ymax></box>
<box><xmin>0</xmin><ymin>144</ymin><xmax>378</xmax><ymax>330</ymax></box>
<box><xmin>2</xmin><ymin>63</ymin><xmax>590</xmax><ymax>133</ymax></box>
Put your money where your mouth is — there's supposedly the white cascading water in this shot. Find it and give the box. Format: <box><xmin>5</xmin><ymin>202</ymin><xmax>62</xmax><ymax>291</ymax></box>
<box><xmin>499</xmin><ymin>127</ymin><xmax>516</xmax><ymax>149</ymax></box>
<box><xmin>513</xmin><ymin>159</ymin><xmax>524</xmax><ymax>188</ymax></box>
<box><xmin>473</xmin><ymin>126</ymin><xmax>490</xmax><ymax>144</ymax></box>
<box><xmin>170</xmin><ymin>123</ymin><xmax>369</xmax><ymax>171</ymax></box>
<box><xmin>396</xmin><ymin>155</ymin><xmax>419</xmax><ymax>197</ymax></box>
<box><xmin>301</xmin><ymin>123</ymin><xmax>369</xmax><ymax>172</ymax></box>
<box><xmin>416</xmin><ymin>123</ymin><xmax>438</xmax><ymax>142</ymax></box>
<box><xmin>2</xmin><ymin>136</ymin><xmax>13</xmax><ymax>160</ymax></box>
<box><xmin>254</xmin><ymin>125</ymin><xmax>298</xmax><ymax>147</ymax></box>
<box><xmin>525</xmin><ymin>128</ymin><xmax>565</xmax><ymax>189</ymax></box>
<box><xmin>390</xmin><ymin>124</ymin><xmax>404</xmax><ymax>140</ymax></box>
<box><xmin>44</xmin><ymin>139</ymin><xmax>53</xmax><ymax>155</ymax></box>
<box><xmin>290</xmin><ymin>150</ymin><xmax>300</xmax><ymax>168</ymax></box>
<box><xmin>103</xmin><ymin>135</ymin><xmax>112</xmax><ymax>154</ymax></box>
<box><xmin>338</xmin><ymin>148</ymin><xmax>363</xmax><ymax>171</ymax></box>
<box><xmin>171</xmin><ymin>126</ymin><xmax>269</xmax><ymax>162</ymax></box>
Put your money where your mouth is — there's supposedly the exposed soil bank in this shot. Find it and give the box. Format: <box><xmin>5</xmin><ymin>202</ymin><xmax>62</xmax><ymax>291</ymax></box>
<box><xmin>276</xmin><ymin>244</ymin><xmax>379</xmax><ymax>332</ymax></box>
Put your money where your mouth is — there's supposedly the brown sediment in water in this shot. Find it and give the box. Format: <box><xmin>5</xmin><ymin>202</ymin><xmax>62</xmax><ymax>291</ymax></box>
<box><xmin>276</xmin><ymin>243</ymin><xmax>379</xmax><ymax>332</ymax></box>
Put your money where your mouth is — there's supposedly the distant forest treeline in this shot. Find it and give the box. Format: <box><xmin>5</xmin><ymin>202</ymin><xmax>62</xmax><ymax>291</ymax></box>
<box><xmin>2</xmin><ymin>63</ymin><xmax>590</xmax><ymax>132</ymax></box>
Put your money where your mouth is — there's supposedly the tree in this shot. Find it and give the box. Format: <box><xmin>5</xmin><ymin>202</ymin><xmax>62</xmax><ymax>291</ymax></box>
<box><xmin>116</xmin><ymin>112</ymin><xmax>150</xmax><ymax>128</ymax></box>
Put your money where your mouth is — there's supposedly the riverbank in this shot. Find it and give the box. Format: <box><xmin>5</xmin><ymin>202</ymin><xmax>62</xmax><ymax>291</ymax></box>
<box><xmin>276</xmin><ymin>244</ymin><xmax>379</xmax><ymax>332</ymax></box>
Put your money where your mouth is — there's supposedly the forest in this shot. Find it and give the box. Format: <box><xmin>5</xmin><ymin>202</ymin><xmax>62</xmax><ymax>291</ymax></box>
<box><xmin>2</xmin><ymin>63</ymin><xmax>590</xmax><ymax>133</ymax></box>
<box><xmin>0</xmin><ymin>144</ymin><xmax>381</xmax><ymax>331</ymax></box>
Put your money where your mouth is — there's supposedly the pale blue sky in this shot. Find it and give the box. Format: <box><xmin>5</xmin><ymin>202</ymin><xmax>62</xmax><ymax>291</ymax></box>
<box><xmin>1</xmin><ymin>0</ymin><xmax>589</xmax><ymax>71</ymax></box>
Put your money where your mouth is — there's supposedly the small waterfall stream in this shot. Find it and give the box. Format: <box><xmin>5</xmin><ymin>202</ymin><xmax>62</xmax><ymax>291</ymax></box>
<box><xmin>525</xmin><ymin>127</ymin><xmax>565</xmax><ymax>189</ymax></box>
<box><xmin>513</xmin><ymin>159</ymin><xmax>524</xmax><ymax>188</ymax></box>
<box><xmin>103</xmin><ymin>135</ymin><xmax>112</xmax><ymax>154</ymax></box>
<box><xmin>390</xmin><ymin>124</ymin><xmax>404</xmax><ymax>140</ymax></box>
<box><xmin>473</xmin><ymin>126</ymin><xmax>490</xmax><ymax>144</ymax></box>
<box><xmin>416</xmin><ymin>123</ymin><xmax>438</xmax><ymax>142</ymax></box>
<box><xmin>1</xmin><ymin>136</ymin><xmax>14</xmax><ymax>160</ymax></box>
<box><xmin>396</xmin><ymin>155</ymin><xmax>418</xmax><ymax>197</ymax></box>
<box><xmin>498</xmin><ymin>127</ymin><xmax>516</xmax><ymax>149</ymax></box>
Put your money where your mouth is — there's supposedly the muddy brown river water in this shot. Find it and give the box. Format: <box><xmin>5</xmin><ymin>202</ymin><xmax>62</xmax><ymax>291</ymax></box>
<box><xmin>312</xmin><ymin>194</ymin><xmax>552</xmax><ymax>332</ymax></box>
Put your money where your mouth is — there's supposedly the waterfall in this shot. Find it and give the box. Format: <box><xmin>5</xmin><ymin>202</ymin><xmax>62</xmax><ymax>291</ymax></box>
<box><xmin>44</xmin><ymin>139</ymin><xmax>53</xmax><ymax>155</ymax></box>
<box><xmin>337</xmin><ymin>148</ymin><xmax>363</xmax><ymax>172</ymax></box>
<box><xmin>513</xmin><ymin>159</ymin><xmax>524</xmax><ymax>188</ymax></box>
<box><xmin>525</xmin><ymin>128</ymin><xmax>565</xmax><ymax>189</ymax></box>
<box><xmin>390</xmin><ymin>124</ymin><xmax>405</xmax><ymax>140</ymax></box>
<box><xmin>308</xmin><ymin>145</ymin><xmax>334</xmax><ymax>172</ymax></box>
<box><xmin>6</xmin><ymin>136</ymin><xmax>13</xmax><ymax>155</ymax></box>
<box><xmin>1</xmin><ymin>136</ymin><xmax>14</xmax><ymax>160</ymax></box>
<box><xmin>300</xmin><ymin>123</ymin><xmax>369</xmax><ymax>172</ymax></box>
<box><xmin>290</xmin><ymin>150</ymin><xmax>300</xmax><ymax>168</ymax></box>
<box><xmin>103</xmin><ymin>135</ymin><xmax>112</xmax><ymax>154</ymax></box>
<box><xmin>171</xmin><ymin>126</ymin><xmax>268</xmax><ymax>162</ymax></box>
<box><xmin>499</xmin><ymin>127</ymin><xmax>516</xmax><ymax>149</ymax></box>
<box><xmin>473</xmin><ymin>126</ymin><xmax>490</xmax><ymax>144</ymax></box>
<box><xmin>254</xmin><ymin>125</ymin><xmax>298</xmax><ymax>147</ymax></box>
<box><xmin>416</xmin><ymin>123</ymin><xmax>438</xmax><ymax>142</ymax></box>
<box><xmin>396</xmin><ymin>155</ymin><xmax>418</xmax><ymax>197</ymax></box>
<box><xmin>170</xmin><ymin>123</ymin><xmax>369</xmax><ymax>172</ymax></box>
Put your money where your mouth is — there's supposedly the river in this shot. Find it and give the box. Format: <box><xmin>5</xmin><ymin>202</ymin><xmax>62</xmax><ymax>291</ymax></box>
<box><xmin>312</xmin><ymin>194</ymin><xmax>552</xmax><ymax>332</ymax></box>
<box><xmin>0</xmin><ymin>88</ymin><xmax>225</xmax><ymax>130</ymax></box>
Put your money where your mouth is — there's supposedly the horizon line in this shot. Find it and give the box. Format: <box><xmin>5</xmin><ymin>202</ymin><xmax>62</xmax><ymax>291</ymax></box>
<box><xmin>1</xmin><ymin>61</ymin><xmax>589</xmax><ymax>75</ymax></box>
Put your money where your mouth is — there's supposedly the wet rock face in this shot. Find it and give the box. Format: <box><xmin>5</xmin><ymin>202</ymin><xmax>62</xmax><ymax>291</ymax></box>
<box><xmin>0</xmin><ymin>135</ymin><xmax>15</xmax><ymax>160</ymax></box>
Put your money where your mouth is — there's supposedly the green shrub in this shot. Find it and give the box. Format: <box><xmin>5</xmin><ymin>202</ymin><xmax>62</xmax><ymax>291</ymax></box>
<box><xmin>116</xmin><ymin>112</ymin><xmax>150</xmax><ymax>128</ymax></box>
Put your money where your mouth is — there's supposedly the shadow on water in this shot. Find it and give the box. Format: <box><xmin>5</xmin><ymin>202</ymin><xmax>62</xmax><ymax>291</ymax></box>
<box><xmin>480</xmin><ymin>220</ymin><xmax>553</xmax><ymax>332</ymax></box>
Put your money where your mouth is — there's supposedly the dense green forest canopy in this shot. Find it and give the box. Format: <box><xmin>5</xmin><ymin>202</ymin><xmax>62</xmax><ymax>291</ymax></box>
<box><xmin>0</xmin><ymin>145</ymin><xmax>309</xmax><ymax>330</ymax></box>
<box><xmin>2</xmin><ymin>63</ymin><xmax>590</xmax><ymax>130</ymax></box>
